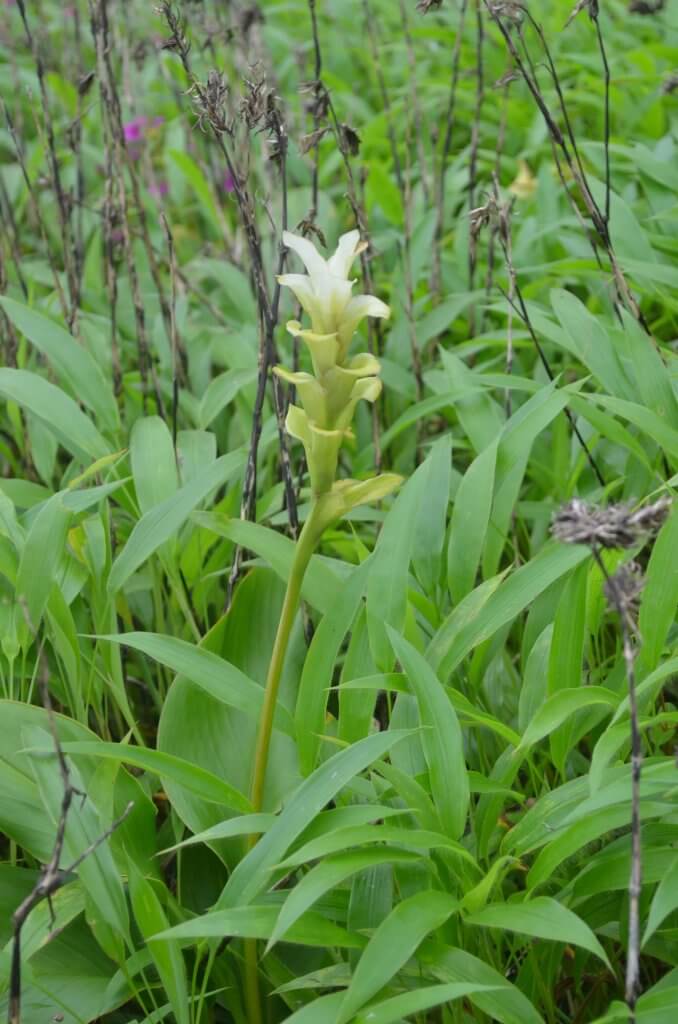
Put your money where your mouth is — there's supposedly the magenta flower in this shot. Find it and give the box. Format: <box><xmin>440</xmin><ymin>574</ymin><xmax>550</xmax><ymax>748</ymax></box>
<box><xmin>123</xmin><ymin>115</ymin><xmax>164</xmax><ymax>145</ymax></box>
<box><xmin>223</xmin><ymin>171</ymin><xmax>236</xmax><ymax>193</ymax></box>
<box><xmin>149</xmin><ymin>180</ymin><xmax>169</xmax><ymax>198</ymax></box>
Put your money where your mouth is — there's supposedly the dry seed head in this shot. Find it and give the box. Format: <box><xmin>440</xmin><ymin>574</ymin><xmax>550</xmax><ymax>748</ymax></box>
<box><xmin>551</xmin><ymin>498</ymin><xmax>671</xmax><ymax>550</ymax></box>
<box><xmin>416</xmin><ymin>0</ymin><xmax>444</xmax><ymax>13</ymax></box>
<box><xmin>193</xmin><ymin>69</ymin><xmax>231</xmax><ymax>134</ymax></box>
<box><xmin>604</xmin><ymin>561</ymin><xmax>645</xmax><ymax>616</ymax></box>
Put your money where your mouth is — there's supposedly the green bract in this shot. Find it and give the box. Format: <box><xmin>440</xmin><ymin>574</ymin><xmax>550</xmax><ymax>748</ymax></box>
<box><xmin>277</xmin><ymin>230</ymin><xmax>398</xmax><ymax>506</ymax></box>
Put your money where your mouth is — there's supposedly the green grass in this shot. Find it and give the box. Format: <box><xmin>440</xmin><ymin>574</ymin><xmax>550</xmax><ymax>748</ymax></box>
<box><xmin>0</xmin><ymin>1</ymin><xmax>677</xmax><ymax>1022</ymax></box>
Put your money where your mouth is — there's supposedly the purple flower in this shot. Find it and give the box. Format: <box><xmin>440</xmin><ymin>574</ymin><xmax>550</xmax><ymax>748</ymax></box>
<box><xmin>149</xmin><ymin>180</ymin><xmax>169</xmax><ymax>198</ymax></box>
<box><xmin>123</xmin><ymin>115</ymin><xmax>164</xmax><ymax>145</ymax></box>
<box><xmin>223</xmin><ymin>171</ymin><xmax>236</xmax><ymax>193</ymax></box>
<box><xmin>123</xmin><ymin>117</ymin><xmax>147</xmax><ymax>144</ymax></box>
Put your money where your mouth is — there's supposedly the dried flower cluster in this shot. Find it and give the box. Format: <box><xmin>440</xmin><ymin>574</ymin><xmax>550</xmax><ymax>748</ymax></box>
<box><xmin>551</xmin><ymin>498</ymin><xmax>671</xmax><ymax>550</ymax></box>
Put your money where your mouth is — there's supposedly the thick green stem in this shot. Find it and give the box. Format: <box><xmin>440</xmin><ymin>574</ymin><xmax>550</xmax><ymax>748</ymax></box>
<box><xmin>249</xmin><ymin>501</ymin><xmax>323</xmax><ymax>818</ymax></box>
<box><xmin>243</xmin><ymin>501</ymin><xmax>324</xmax><ymax>1024</ymax></box>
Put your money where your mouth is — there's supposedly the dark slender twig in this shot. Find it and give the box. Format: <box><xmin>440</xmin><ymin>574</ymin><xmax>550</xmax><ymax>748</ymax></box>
<box><xmin>362</xmin><ymin>0</ymin><xmax>405</xmax><ymax>201</ymax></box>
<box><xmin>552</xmin><ymin>498</ymin><xmax>672</xmax><ymax>1022</ymax></box>
<box><xmin>3</xmin><ymin>103</ymin><xmax>69</xmax><ymax>321</ymax></box>
<box><xmin>161</xmin><ymin>214</ymin><xmax>180</xmax><ymax>451</ymax></box>
<box><xmin>398</xmin><ymin>0</ymin><xmax>431</xmax><ymax>206</ymax></box>
<box><xmin>8</xmin><ymin>643</ymin><xmax>132</xmax><ymax>1024</ymax></box>
<box><xmin>16</xmin><ymin>0</ymin><xmax>80</xmax><ymax>332</ymax></box>
<box><xmin>468</xmin><ymin>0</ymin><xmax>485</xmax><ymax>324</ymax></box>
<box><xmin>305</xmin><ymin>0</ymin><xmax>323</xmax><ymax>229</ymax></box>
<box><xmin>432</xmin><ymin>0</ymin><xmax>469</xmax><ymax>297</ymax></box>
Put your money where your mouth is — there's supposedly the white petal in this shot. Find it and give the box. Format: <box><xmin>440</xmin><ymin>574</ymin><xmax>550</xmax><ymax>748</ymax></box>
<box><xmin>327</xmin><ymin>230</ymin><xmax>361</xmax><ymax>278</ymax></box>
<box><xmin>337</xmin><ymin>293</ymin><xmax>391</xmax><ymax>358</ymax></box>
<box><xmin>342</xmin><ymin>293</ymin><xmax>391</xmax><ymax>327</ymax></box>
<box><xmin>278</xmin><ymin>274</ymin><xmax>327</xmax><ymax>330</ymax></box>
<box><xmin>282</xmin><ymin>231</ymin><xmax>328</xmax><ymax>279</ymax></box>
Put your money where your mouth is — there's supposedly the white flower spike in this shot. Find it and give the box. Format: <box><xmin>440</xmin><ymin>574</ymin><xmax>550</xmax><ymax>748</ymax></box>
<box><xmin>278</xmin><ymin>230</ymin><xmax>390</xmax><ymax>361</ymax></box>
<box><xmin>275</xmin><ymin>227</ymin><xmax>396</xmax><ymax>501</ymax></box>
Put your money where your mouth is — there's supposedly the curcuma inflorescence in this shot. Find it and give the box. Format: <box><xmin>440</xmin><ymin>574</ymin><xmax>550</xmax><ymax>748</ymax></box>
<box><xmin>276</xmin><ymin>230</ymin><xmax>398</xmax><ymax>505</ymax></box>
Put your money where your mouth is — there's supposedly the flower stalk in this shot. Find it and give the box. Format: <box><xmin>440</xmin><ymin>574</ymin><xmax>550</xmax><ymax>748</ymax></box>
<box><xmin>243</xmin><ymin>229</ymin><xmax>401</xmax><ymax>1022</ymax></box>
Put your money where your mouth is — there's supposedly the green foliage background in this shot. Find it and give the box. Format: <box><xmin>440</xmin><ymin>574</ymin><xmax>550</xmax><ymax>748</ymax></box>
<box><xmin>0</xmin><ymin>1</ymin><xmax>677</xmax><ymax>1021</ymax></box>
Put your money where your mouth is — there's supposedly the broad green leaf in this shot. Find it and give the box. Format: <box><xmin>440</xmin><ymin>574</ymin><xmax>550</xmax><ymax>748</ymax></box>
<box><xmin>448</xmin><ymin>440</ymin><xmax>497</xmax><ymax>601</ymax></box>
<box><xmin>267</xmin><ymin>847</ymin><xmax>423</xmax><ymax>951</ymax></box>
<box><xmin>336</xmin><ymin>890</ymin><xmax>459</xmax><ymax>1024</ymax></box>
<box><xmin>0</xmin><ymin>369</ymin><xmax>109</xmax><ymax>462</ymax></box>
<box><xmin>100</xmin><ymin>632</ymin><xmax>292</xmax><ymax>734</ymax></box>
<box><xmin>615</xmin><ymin>311</ymin><xmax>678</xmax><ymax>428</ymax></box>
<box><xmin>127</xmin><ymin>860</ymin><xmax>189</xmax><ymax>1024</ymax></box>
<box><xmin>588</xmin><ymin>393</ymin><xmax>678</xmax><ymax>460</ymax></box>
<box><xmin>428</xmin><ymin>946</ymin><xmax>545</xmax><ymax>1024</ymax></box>
<box><xmin>412</xmin><ymin>434</ymin><xmax>452</xmax><ymax>595</ymax></box>
<box><xmin>108</xmin><ymin>450</ymin><xmax>245</xmax><ymax>593</ymax></box>
<box><xmin>517</xmin><ymin>687</ymin><xmax>618</xmax><ymax>752</ymax></box>
<box><xmin>130</xmin><ymin>416</ymin><xmax>178</xmax><ymax>515</ymax></box>
<box><xmin>217</xmin><ymin>730</ymin><xmax>411</xmax><ymax>910</ymax></box>
<box><xmin>551</xmin><ymin>289</ymin><xmax>632</xmax><ymax>400</ymax></box>
<box><xmin>643</xmin><ymin>856</ymin><xmax>678</xmax><ymax>946</ymax></box>
<box><xmin>430</xmin><ymin>543</ymin><xmax>590</xmax><ymax>677</ymax></box>
<box><xmin>0</xmin><ymin>298</ymin><xmax>118</xmax><ymax>432</ymax></box>
<box><xmin>199</xmin><ymin>369</ymin><xmax>258</xmax><ymax>428</ymax></box>
<box><xmin>15</xmin><ymin>493</ymin><xmax>70</xmax><ymax>636</ymax></box>
<box><xmin>24</xmin><ymin>727</ymin><xmax>130</xmax><ymax>944</ymax></box>
<box><xmin>638</xmin><ymin>507</ymin><xmax>678</xmax><ymax>675</ymax></box>
<box><xmin>388</xmin><ymin>629</ymin><xmax>469</xmax><ymax>840</ymax></box>
<box><xmin>59</xmin><ymin>741</ymin><xmax>251</xmax><ymax>812</ymax></box>
<box><xmin>193</xmin><ymin>513</ymin><xmax>344</xmax><ymax>615</ymax></box>
<box><xmin>525</xmin><ymin>802</ymin><xmax>670</xmax><ymax>891</ymax></box>
<box><xmin>366</xmin><ymin>457</ymin><xmax>430</xmax><ymax>671</ymax></box>
<box><xmin>279</xmin><ymin>824</ymin><xmax>476</xmax><ymax>871</ymax></box>
<box><xmin>295</xmin><ymin>558</ymin><xmax>371</xmax><ymax>774</ymax></box>
<box><xmin>353</xmin><ymin>982</ymin><xmax>499</xmax><ymax>1024</ymax></box>
<box><xmin>466</xmin><ymin>897</ymin><xmax>610</xmax><ymax>967</ymax></box>
<box><xmin>152</xmin><ymin>905</ymin><xmax>363</xmax><ymax>949</ymax></box>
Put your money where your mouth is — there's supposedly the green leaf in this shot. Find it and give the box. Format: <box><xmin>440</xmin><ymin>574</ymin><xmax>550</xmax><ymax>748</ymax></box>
<box><xmin>217</xmin><ymin>730</ymin><xmax>411</xmax><ymax>910</ymax></box>
<box><xmin>295</xmin><ymin>557</ymin><xmax>371</xmax><ymax>774</ymax></box>
<box><xmin>388</xmin><ymin>629</ymin><xmax>469</xmax><ymax>840</ymax></box>
<box><xmin>127</xmin><ymin>860</ymin><xmax>189</xmax><ymax>1024</ymax></box>
<box><xmin>267</xmin><ymin>847</ymin><xmax>423</xmax><ymax>951</ymax></box>
<box><xmin>0</xmin><ymin>369</ymin><xmax>109</xmax><ymax>462</ymax></box>
<box><xmin>152</xmin><ymin>905</ymin><xmax>363</xmax><ymax>949</ymax></box>
<box><xmin>430</xmin><ymin>544</ymin><xmax>590</xmax><ymax>677</ymax></box>
<box><xmin>352</xmin><ymin>982</ymin><xmax>500</xmax><ymax>1024</ymax></box>
<box><xmin>15</xmin><ymin>493</ymin><xmax>70</xmax><ymax>636</ymax></box>
<box><xmin>130</xmin><ymin>416</ymin><xmax>178</xmax><ymax>515</ymax></box>
<box><xmin>517</xmin><ymin>687</ymin><xmax>618</xmax><ymax>752</ymax></box>
<box><xmin>448</xmin><ymin>440</ymin><xmax>497</xmax><ymax>601</ymax></box>
<box><xmin>279</xmin><ymin>823</ymin><xmax>475</xmax><ymax>871</ymax></box>
<box><xmin>0</xmin><ymin>297</ymin><xmax>119</xmax><ymax>433</ymax></box>
<box><xmin>638</xmin><ymin>507</ymin><xmax>678</xmax><ymax>675</ymax></box>
<box><xmin>466</xmin><ymin>897</ymin><xmax>611</xmax><ymax>967</ymax></box>
<box><xmin>336</xmin><ymin>890</ymin><xmax>459</xmax><ymax>1024</ymax></box>
<box><xmin>199</xmin><ymin>369</ymin><xmax>257</xmax><ymax>428</ymax></box>
<box><xmin>59</xmin><ymin>741</ymin><xmax>251</xmax><ymax>812</ymax></box>
<box><xmin>428</xmin><ymin>946</ymin><xmax>545</xmax><ymax>1024</ymax></box>
<box><xmin>366</xmin><ymin>458</ymin><xmax>430</xmax><ymax>671</ymax></box>
<box><xmin>412</xmin><ymin>434</ymin><xmax>452</xmax><ymax>595</ymax></box>
<box><xmin>551</xmin><ymin>289</ymin><xmax>632</xmax><ymax>400</ymax></box>
<box><xmin>193</xmin><ymin>514</ymin><xmax>344</xmax><ymax>615</ymax></box>
<box><xmin>100</xmin><ymin>632</ymin><xmax>292</xmax><ymax>734</ymax></box>
<box><xmin>108</xmin><ymin>450</ymin><xmax>245</xmax><ymax>593</ymax></box>
<box><xmin>24</xmin><ymin>727</ymin><xmax>130</xmax><ymax>944</ymax></box>
<box><xmin>643</xmin><ymin>856</ymin><xmax>678</xmax><ymax>945</ymax></box>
